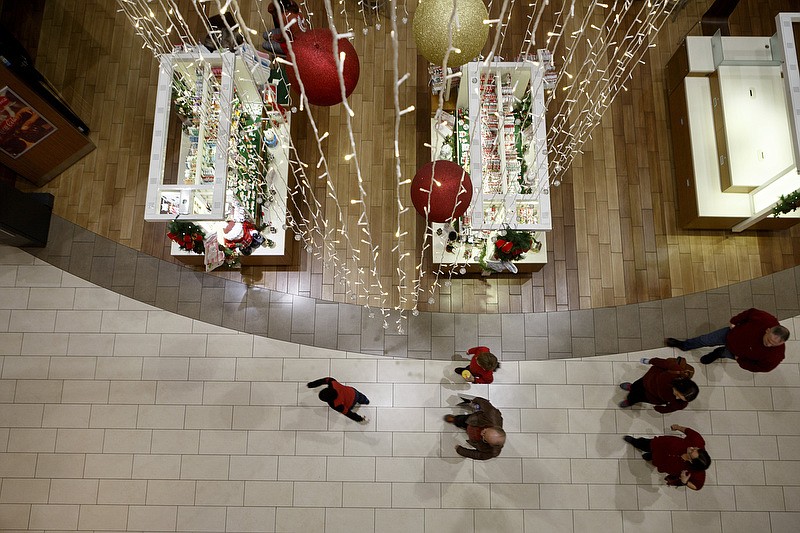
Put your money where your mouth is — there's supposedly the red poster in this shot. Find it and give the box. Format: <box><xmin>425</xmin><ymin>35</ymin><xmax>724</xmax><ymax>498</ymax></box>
<box><xmin>0</xmin><ymin>86</ymin><xmax>58</xmax><ymax>159</ymax></box>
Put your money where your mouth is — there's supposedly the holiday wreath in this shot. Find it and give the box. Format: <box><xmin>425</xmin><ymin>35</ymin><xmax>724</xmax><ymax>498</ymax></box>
<box><xmin>493</xmin><ymin>226</ymin><xmax>535</xmax><ymax>262</ymax></box>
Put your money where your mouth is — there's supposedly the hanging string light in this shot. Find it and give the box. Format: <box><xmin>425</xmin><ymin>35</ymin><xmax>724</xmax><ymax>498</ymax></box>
<box><xmin>118</xmin><ymin>0</ymin><xmax>673</xmax><ymax>329</ymax></box>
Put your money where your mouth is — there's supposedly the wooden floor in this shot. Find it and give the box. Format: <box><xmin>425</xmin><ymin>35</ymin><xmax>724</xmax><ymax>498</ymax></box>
<box><xmin>9</xmin><ymin>0</ymin><xmax>800</xmax><ymax>313</ymax></box>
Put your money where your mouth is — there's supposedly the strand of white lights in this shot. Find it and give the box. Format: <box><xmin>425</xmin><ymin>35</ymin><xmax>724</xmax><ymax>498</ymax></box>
<box><xmin>336</xmin><ymin>0</ymin><xmax>355</xmax><ymax>36</ymax></box>
<box><xmin>388</xmin><ymin>0</ymin><xmax>414</xmax><ymax>325</ymax></box>
<box><xmin>548</xmin><ymin>0</ymin><xmax>671</xmax><ymax>181</ymax></box>
<box><xmin>421</xmin><ymin>0</ymin><xmax>519</xmax><ymax>309</ymax></box>
<box><xmin>119</xmin><ymin>0</ymin><xmax>371</xmax><ymax>307</ymax></box>
<box><xmin>274</xmin><ymin>1</ymin><xmax>379</xmax><ymax>310</ymax></box>
<box><xmin>201</xmin><ymin>0</ymin><xmax>335</xmax><ymax>269</ymax></box>
<box><xmin>247</xmin><ymin>0</ymin><xmax>362</xmax><ymax>276</ymax></box>
<box><xmin>190</xmin><ymin>0</ymin><xmax>333</xmax><ymax>264</ymax></box>
<box><xmin>257</xmin><ymin>0</ymin><xmax>379</xmax><ymax>307</ymax></box>
<box><xmin>529</xmin><ymin>0</ymin><xmax>617</xmax><ymax>184</ymax></box>
<box><xmin>420</xmin><ymin>0</ymin><xmax>521</xmax><ymax>312</ymax></box>
<box><xmin>481</xmin><ymin>0</ymin><xmax>513</xmax><ymax>65</ymax></box>
<box><xmin>321</xmin><ymin>0</ymin><xmax>390</xmax><ymax>323</ymax></box>
<box><xmin>412</xmin><ymin>0</ymin><xmax>467</xmax><ymax>317</ymax></box>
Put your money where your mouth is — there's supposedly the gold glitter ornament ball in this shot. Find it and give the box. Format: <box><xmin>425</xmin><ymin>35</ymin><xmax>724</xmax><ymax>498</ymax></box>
<box><xmin>412</xmin><ymin>0</ymin><xmax>489</xmax><ymax>68</ymax></box>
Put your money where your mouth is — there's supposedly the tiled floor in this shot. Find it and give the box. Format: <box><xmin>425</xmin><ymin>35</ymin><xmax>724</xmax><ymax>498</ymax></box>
<box><xmin>26</xmin><ymin>215</ymin><xmax>800</xmax><ymax>362</ymax></box>
<box><xmin>1</xmin><ymin>242</ymin><xmax>799</xmax><ymax>532</ymax></box>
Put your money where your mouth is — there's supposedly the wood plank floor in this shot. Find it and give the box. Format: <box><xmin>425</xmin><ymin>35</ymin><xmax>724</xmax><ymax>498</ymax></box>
<box><xmin>11</xmin><ymin>0</ymin><xmax>800</xmax><ymax>314</ymax></box>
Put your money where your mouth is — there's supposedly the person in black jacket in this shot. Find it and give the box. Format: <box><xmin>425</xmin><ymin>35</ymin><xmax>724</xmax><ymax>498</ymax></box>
<box><xmin>307</xmin><ymin>377</ymin><xmax>370</xmax><ymax>423</ymax></box>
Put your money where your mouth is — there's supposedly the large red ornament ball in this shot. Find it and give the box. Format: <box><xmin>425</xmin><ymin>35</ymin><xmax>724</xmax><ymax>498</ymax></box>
<box><xmin>410</xmin><ymin>161</ymin><xmax>473</xmax><ymax>223</ymax></box>
<box><xmin>284</xmin><ymin>28</ymin><xmax>360</xmax><ymax>106</ymax></box>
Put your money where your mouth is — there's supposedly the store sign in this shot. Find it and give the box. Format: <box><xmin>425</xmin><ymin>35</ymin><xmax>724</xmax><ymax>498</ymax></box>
<box><xmin>0</xmin><ymin>86</ymin><xmax>58</xmax><ymax>159</ymax></box>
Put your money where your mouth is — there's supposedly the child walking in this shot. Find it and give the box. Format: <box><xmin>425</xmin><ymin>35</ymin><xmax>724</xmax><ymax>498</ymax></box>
<box><xmin>454</xmin><ymin>346</ymin><xmax>500</xmax><ymax>384</ymax></box>
<box><xmin>307</xmin><ymin>377</ymin><xmax>370</xmax><ymax>423</ymax></box>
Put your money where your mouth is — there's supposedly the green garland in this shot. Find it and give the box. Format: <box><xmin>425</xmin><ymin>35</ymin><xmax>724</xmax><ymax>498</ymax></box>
<box><xmin>513</xmin><ymin>92</ymin><xmax>533</xmax><ymax>194</ymax></box>
<box><xmin>773</xmin><ymin>189</ymin><xmax>800</xmax><ymax>217</ymax></box>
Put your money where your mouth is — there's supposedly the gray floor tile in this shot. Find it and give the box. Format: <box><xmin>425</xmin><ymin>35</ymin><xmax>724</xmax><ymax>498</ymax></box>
<box><xmin>524</xmin><ymin>312</ymin><xmax>548</xmax><ymax>337</ymax></box>
<box><xmin>750</xmin><ymin>275</ymin><xmax>775</xmax><ymax>295</ymax></box>
<box><xmin>501</xmin><ymin>314</ymin><xmax>526</xmax><ymax>352</ymax></box>
<box><xmin>570</xmin><ymin>309</ymin><xmax>594</xmax><ymax>338</ymax></box>
<box><xmin>338</xmin><ymin>334</ymin><xmax>362</xmax><ymax>353</ymax></box>
<box><xmin>661</xmin><ymin>297</ymin><xmax>687</xmax><ymax>340</ymax></box>
<box><xmin>639</xmin><ymin>306</ymin><xmax>664</xmax><ymax>349</ymax></box>
<box><xmin>199</xmin><ymin>288</ymin><xmax>225</xmax><ymax>325</ymax></box>
<box><xmin>268</xmin><ymin>302</ymin><xmax>293</xmax><ymax>341</ymax></box>
<box><xmin>616</xmin><ymin>305</ymin><xmax>641</xmax><ymax>338</ymax></box>
<box><xmin>338</xmin><ymin>303</ymin><xmax>362</xmax><ymax>335</ymax></box>
<box><xmin>728</xmin><ymin>281</ymin><xmax>753</xmax><ymax>310</ymax></box>
<box><xmin>453</xmin><ymin>315</ymin><xmax>479</xmax><ymax>351</ymax></box>
<box><xmin>408</xmin><ymin>313</ymin><xmax>432</xmax><ymax>352</ymax></box>
<box><xmin>524</xmin><ymin>337</ymin><xmax>549</xmax><ymax>360</ymax></box>
<box><xmin>547</xmin><ymin>311</ymin><xmax>571</xmax><ymax>353</ymax></box>
<box><xmin>431</xmin><ymin>313</ymin><xmax>455</xmax><ymax>337</ymax></box>
<box><xmin>291</xmin><ymin>296</ymin><xmax>316</xmax><ymax>334</ymax></box>
<box><xmin>314</xmin><ymin>304</ymin><xmax>339</xmax><ymax>349</ymax></box>
<box><xmin>224</xmin><ymin>280</ymin><xmax>248</xmax><ymax>303</ymax></box>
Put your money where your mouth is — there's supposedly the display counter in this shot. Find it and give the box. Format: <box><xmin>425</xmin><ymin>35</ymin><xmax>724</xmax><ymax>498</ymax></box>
<box><xmin>145</xmin><ymin>47</ymin><xmax>295</xmax><ymax>266</ymax></box>
<box><xmin>666</xmin><ymin>25</ymin><xmax>800</xmax><ymax>231</ymax></box>
<box><xmin>427</xmin><ymin>61</ymin><xmax>550</xmax><ymax>273</ymax></box>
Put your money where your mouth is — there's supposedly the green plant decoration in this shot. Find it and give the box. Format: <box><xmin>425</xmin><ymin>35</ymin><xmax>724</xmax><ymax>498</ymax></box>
<box><xmin>773</xmin><ymin>189</ymin><xmax>800</xmax><ymax>217</ymax></box>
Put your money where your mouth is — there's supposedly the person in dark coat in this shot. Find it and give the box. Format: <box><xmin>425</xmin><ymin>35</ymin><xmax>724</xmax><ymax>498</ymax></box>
<box><xmin>444</xmin><ymin>396</ymin><xmax>505</xmax><ymax>460</ymax></box>
<box><xmin>307</xmin><ymin>377</ymin><xmax>369</xmax><ymax>423</ymax></box>
<box><xmin>618</xmin><ymin>357</ymin><xmax>699</xmax><ymax>413</ymax></box>
<box><xmin>666</xmin><ymin>308</ymin><xmax>789</xmax><ymax>372</ymax></box>
<box><xmin>624</xmin><ymin>424</ymin><xmax>711</xmax><ymax>491</ymax></box>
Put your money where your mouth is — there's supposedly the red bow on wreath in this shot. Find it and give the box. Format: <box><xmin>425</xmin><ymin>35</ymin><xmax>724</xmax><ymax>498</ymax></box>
<box><xmin>496</xmin><ymin>239</ymin><xmax>514</xmax><ymax>253</ymax></box>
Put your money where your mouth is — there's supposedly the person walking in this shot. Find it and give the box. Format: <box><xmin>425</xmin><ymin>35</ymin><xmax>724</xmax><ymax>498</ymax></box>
<box><xmin>454</xmin><ymin>346</ymin><xmax>500</xmax><ymax>384</ymax></box>
<box><xmin>307</xmin><ymin>377</ymin><xmax>370</xmax><ymax>423</ymax></box>
<box><xmin>666</xmin><ymin>308</ymin><xmax>789</xmax><ymax>372</ymax></box>
<box><xmin>618</xmin><ymin>356</ymin><xmax>699</xmax><ymax>413</ymax></box>
<box><xmin>623</xmin><ymin>424</ymin><xmax>711</xmax><ymax>491</ymax></box>
<box><xmin>444</xmin><ymin>396</ymin><xmax>505</xmax><ymax>460</ymax></box>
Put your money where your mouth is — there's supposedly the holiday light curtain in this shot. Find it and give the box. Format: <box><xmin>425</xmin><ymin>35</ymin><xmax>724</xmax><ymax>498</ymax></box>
<box><xmin>118</xmin><ymin>0</ymin><xmax>674</xmax><ymax>331</ymax></box>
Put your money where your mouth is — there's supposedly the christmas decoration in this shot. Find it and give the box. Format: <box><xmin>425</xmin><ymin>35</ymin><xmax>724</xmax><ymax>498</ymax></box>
<box><xmin>285</xmin><ymin>28</ymin><xmax>360</xmax><ymax>107</ymax></box>
<box><xmin>412</xmin><ymin>0</ymin><xmax>489</xmax><ymax>68</ymax></box>
<box><xmin>410</xmin><ymin>160</ymin><xmax>473</xmax><ymax>223</ymax></box>
<box><xmin>773</xmin><ymin>189</ymin><xmax>800</xmax><ymax>217</ymax></box>
<box><xmin>122</xmin><ymin>0</ymin><xmax>676</xmax><ymax>326</ymax></box>
<box><xmin>492</xmin><ymin>226</ymin><xmax>534</xmax><ymax>262</ymax></box>
<box><xmin>219</xmin><ymin>219</ymin><xmax>267</xmax><ymax>256</ymax></box>
<box><xmin>167</xmin><ymin>219</ymin><xmax>206</xmax><ymax>254</ymax></box>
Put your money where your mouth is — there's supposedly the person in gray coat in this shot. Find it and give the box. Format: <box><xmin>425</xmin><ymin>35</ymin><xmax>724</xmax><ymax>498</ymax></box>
<box><xmin>444</xmin><ymin>396</ymin><xmax>505</xmax><ymax>460</ymax></box>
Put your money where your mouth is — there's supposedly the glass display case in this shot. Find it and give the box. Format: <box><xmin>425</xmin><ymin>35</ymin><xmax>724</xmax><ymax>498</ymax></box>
<box><xmin>427</xmin><ymin>61</ymin><xmax>552</xmax><ymax>272</ymax></box>
<box><xmin>146</xmin><ymin>51</ymin><xmax>235</xmax><ymax>221</ymax></box>
<box><xmin>145</xmin><ymin>47</ymin><xmax>293</xmax><ymax>262</ymax></box>
<box><xmin>458</xmin><ymin>61</ymin><xmax>552</xmax><ymax>231</ymax></box>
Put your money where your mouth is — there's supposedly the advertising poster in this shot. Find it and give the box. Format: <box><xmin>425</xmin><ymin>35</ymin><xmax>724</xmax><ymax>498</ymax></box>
<box><xmin>0</xmin><ymin>86</ymin><xmax>58</xmax><ymax>159</ymax></box>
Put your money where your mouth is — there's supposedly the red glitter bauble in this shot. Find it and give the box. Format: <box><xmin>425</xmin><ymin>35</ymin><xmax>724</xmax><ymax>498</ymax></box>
<box><xmin>284</xmin><ymin>28</ymin><xmax>360</xmax><ymax>106</ymax></box>
<box><xmin>410</xmin><ymin>161</ymin><xmax>473</xmax><ymax>223</ymax></box>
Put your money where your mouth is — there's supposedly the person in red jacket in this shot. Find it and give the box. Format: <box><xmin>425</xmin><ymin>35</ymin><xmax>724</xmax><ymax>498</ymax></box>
<box><xmin>454</xmin><ymin>346</ymin><xmax>500</xmax><ymax>384</ymax></box>
<box><xmin>666</xmin><ymin>308</ymin><xmax>790</xmax><ymax>372</ymax></box>
<box><xmin>618</xmin><ymin>357</ymin><xmax>699</xmax><ymax>413</ymax></box>
<box><xmin>307</xmin><ymin>377</ymin><xmax>369</xmax><ymax>423</ymax></box>
<box><xmin>623</xmin><ymin>424</ymin><xmax>711</xmax><ymax>490</ymax></box>
<box><xmin>261</xmin><ymin>0</ymin><xmax>308</xmax><ymax>57</ymax></box>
